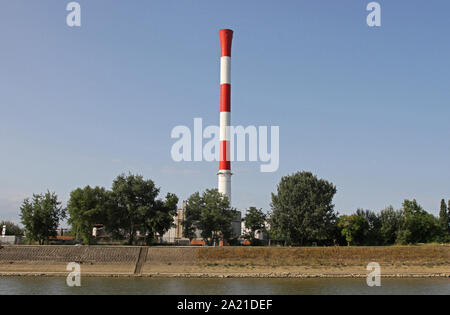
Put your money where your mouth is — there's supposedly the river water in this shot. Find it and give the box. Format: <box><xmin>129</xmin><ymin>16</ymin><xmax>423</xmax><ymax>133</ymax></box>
<box><xmin>0</xmin><ymin>277</ymin><xmax>448</xmax><ymax>295</ymax></box>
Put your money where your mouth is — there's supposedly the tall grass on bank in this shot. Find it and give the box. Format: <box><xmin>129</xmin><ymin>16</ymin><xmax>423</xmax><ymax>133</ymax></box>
<box><xmin>195</xmin><ymin>246</ymin><xmax>450</xmax><ymax>266</ymax></box>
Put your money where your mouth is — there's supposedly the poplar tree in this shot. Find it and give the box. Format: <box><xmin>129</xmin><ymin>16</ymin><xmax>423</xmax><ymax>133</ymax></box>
<box><xmin>439</xmin><ymin>199</ymin><xmax>449</xmax><ymax>235</ymax></box>
<box><xmin>20</xmin><ymin>191</ymin><xmax>65</xmax><ymax>245</ymax></box>
<box><xmin>270</xmin><ymin>171</ymin><xmax>338</xmax><ymax>245</ymax></box>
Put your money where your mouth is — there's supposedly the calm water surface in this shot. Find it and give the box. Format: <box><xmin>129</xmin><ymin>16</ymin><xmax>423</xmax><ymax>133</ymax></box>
<box><xmin>0</xmin><ymin>277</ymin><xmax>449</xmax><ymax>295</ymax></box>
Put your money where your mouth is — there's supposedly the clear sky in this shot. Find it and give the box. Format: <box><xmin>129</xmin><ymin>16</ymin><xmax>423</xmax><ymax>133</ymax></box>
<box><xmin>1</xmin><ymin>0</ymin><xmax>449</xmax><ymax>223</ymax></box>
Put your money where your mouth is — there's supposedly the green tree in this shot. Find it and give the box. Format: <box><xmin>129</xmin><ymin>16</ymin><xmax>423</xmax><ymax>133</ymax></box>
<box><xmin>0</xmin><ymin>221</ymin><xmax>24</xmax><ymax>236</ymax></box>
<box><xmin>379</xmin><ymin>206</ymin><xmax>403</xmax><ymax>245</ymax></box>
<box><xmin>439</xmin><ymin>199</ymin><xmax>449</xmax><ymax>235</ymax></box>
<box><xmin>397</xmin><ymin>199</ymin><xmax>440</xmax><ymax>244</ymax></box>
<box><xmin>141</xmin><ymin>192</ymin><xmax>178</xmax><ymax>245</ymax></box>
<box><xmin>20</xmin><ymin>191</ymin><xmax>65</xmax><ymax>245</ymax></box>
<box><xmin>107</xmin><ymin>173</ymin><xmax>177</xmax><ymax>245</ymax></box>
<box><xmin>355</xmin><ymin>209</ymin><xmax>382</xmax><ymax>245</ymax></box>
<box><xmin>447</xmin><ymin>200</ymin><xmax>450</xmax><ymax>242</ymax></box>
<box><xmin>67</xmin><ymin>186</ymin><xmax>109</xmax><ymax>244</ymax></box>
<box><xmin>270</xmin><ymin>171</ymin><xmax>338</xmax><ymax>245</ymax></box>
<box><xmin>243</xmin><ymin>207</ymin><xmax>267</xmax><ymax>243</ymax></box>
<box><xmin>183</xmin><ymin>189</ymin><xmax>237</xmax><ymax>245</ymax></box>
<box><xmin>338</xmin><ymin>214</ymin><xmax>369</xmax><ymax>246</ymax></box>
<box><xmin>182</xmin><ymin>192</ymin><xmax>202</xmax><ymax>240</ymax></box>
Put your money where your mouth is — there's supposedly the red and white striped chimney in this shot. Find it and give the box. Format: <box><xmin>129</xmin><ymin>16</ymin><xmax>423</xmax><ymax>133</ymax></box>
<box><xmin>218</xmin><ymin>29</ymin><xmax>233</xmax><ymax>204</ymax></box>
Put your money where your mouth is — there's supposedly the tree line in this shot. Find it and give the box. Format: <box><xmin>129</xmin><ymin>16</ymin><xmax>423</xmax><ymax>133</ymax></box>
<box><xmin>268</xmin><ymin>172</ymin><xmax>450</xmax><ymax>246</ymax></box>
<box><xmin>7</xmin><ymin>171</ymin><xmax>450</xmax><ymax>246</ymax></box>
<box><xmin>17</xmin><ymin>174</ymin><xmax>178</xmax><ymax>245</ymax></box>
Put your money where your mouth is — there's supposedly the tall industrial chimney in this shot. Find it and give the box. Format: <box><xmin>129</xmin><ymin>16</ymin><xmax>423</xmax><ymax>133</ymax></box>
<box><xmin>218</xmin><ymin>29</ymin><xmax>233</xmax><ymax>204</ymax></box>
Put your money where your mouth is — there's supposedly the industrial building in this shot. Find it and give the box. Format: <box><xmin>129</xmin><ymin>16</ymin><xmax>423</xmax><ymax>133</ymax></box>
<box><xmin>161</xmin><ymin>201</ymin><xmax>242</xmax><ymax>245</ymax></box>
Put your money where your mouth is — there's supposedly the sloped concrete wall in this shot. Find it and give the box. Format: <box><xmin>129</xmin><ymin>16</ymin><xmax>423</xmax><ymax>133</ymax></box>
<box><xmin>0</xmin><ymin>246</ymin><xmax>140</xmax><ymax>263</ymax></box>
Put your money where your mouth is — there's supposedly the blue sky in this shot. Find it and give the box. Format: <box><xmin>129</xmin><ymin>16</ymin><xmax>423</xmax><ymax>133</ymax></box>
<box><xmin>1</xmin><ymin>1</ymin><xmax>449</xmax><ymax>223</ymax></box>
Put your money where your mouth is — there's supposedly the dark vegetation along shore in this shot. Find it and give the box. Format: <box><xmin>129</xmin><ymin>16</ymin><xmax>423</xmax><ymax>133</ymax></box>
<box><xmin>5</xmin><ymin>172</ymin><xmax>449</xmax><ymax>248</ymax></box>
<box><xmin>2</xmin><ymin>172</ymin><xmax>449</xmax><ymax>280</ymax></box>
<box><xmin>0</xmin><ymin>245</ymin><xmax>448</xmax><ymax>278</ymax></box>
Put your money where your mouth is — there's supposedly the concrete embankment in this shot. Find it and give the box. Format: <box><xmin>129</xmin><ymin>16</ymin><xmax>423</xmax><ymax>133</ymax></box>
<box><xmin>0</xmin><ymin>245</ymin><xmax>449</xmax><ymax>278</ymax></box>
<box><xmin>0</xmin><ymin>245</ymin><xmax>139</xmax><ymax>276</ymax></box>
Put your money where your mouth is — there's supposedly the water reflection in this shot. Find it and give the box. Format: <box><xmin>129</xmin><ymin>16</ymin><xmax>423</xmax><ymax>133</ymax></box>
<box><xmin>0</xmin><ymin>277</ymin><xmax>448</xmax><ymax>295</ymax></box>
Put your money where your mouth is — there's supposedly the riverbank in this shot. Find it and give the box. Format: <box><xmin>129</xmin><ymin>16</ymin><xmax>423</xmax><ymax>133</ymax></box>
<box><xmin>0</xmin><ymin>245</ymin><xmax>448</xmax><ymax>278</ymax></box>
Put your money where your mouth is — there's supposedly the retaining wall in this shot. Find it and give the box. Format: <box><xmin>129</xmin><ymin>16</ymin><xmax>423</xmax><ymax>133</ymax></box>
<box><xmin>0</xmin><ymin>246</ymin><xmax>140</xmax><ymax>263</ymax></box>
